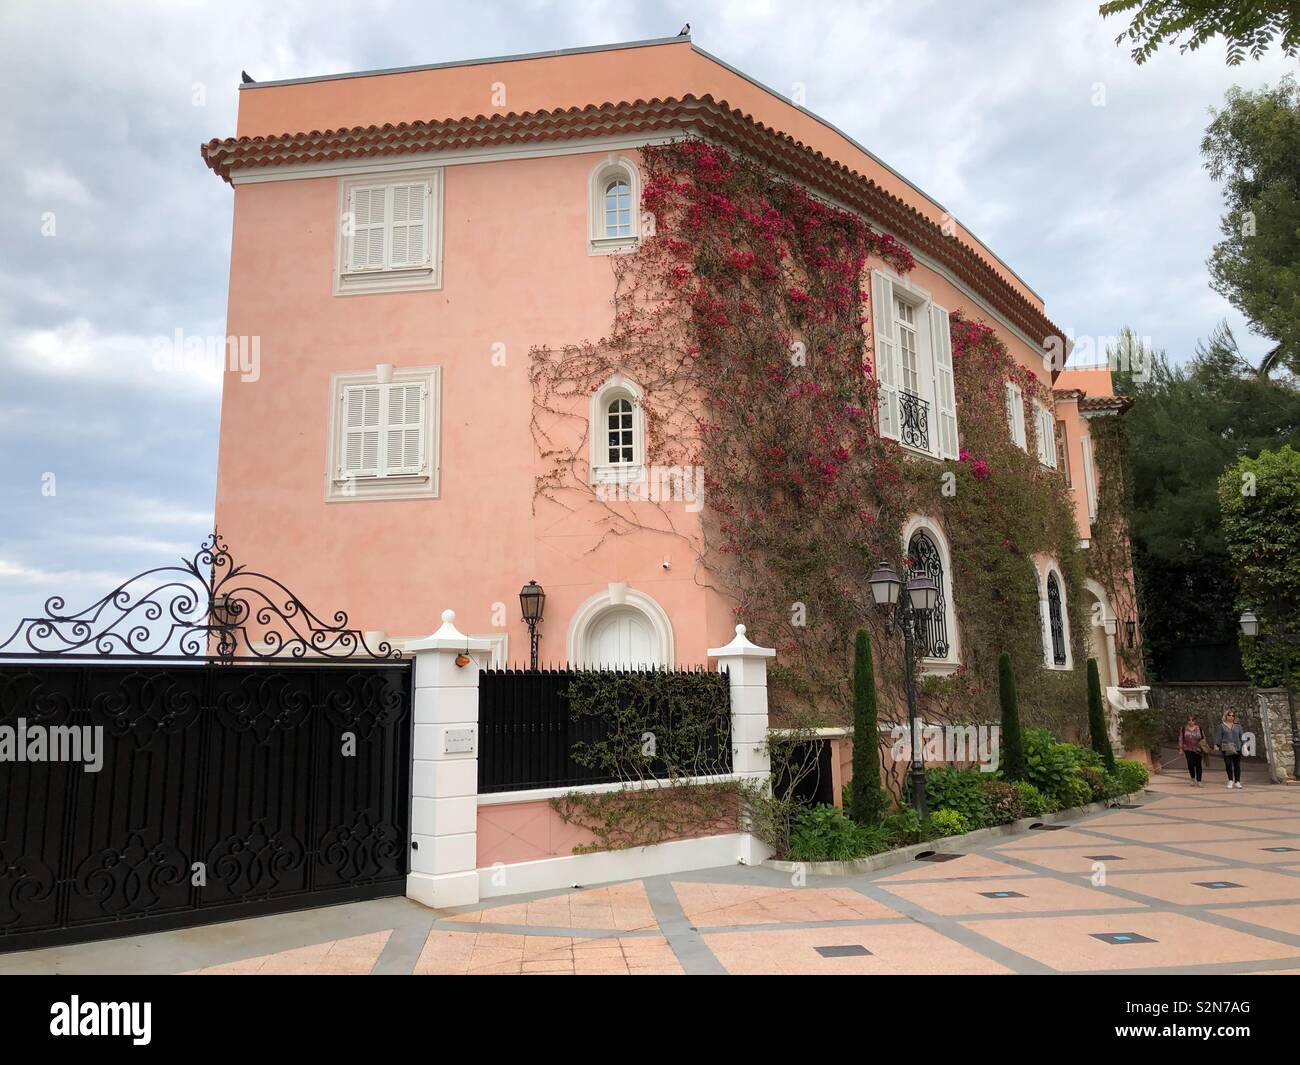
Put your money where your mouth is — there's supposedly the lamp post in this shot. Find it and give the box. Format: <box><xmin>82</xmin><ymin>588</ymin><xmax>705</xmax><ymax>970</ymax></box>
<box><xmin>1239</xmin><ymin>606</ymin><xmax>1299</xmax><ymax>780</ymax></box>
<box><xmin>869</xmin><ymin>562</ymin><xmax>938</xmax><ymax>816</ymax></box>
<box><xmin>519</xmin><ymin>580</ymin><xmax>546</xmax><ymax>670</ymax></box>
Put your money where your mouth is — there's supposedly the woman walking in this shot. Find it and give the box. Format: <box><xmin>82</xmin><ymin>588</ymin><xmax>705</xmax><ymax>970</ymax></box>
<box><xmin>1217</xmin><ymin>711</ymin><xmax>1245</xmax><ymax>789</ymax></box>
<box><xmin>1179</xmin><ymin>714</ymin><xmax>1205</xmax><ymax>786</ymax></box>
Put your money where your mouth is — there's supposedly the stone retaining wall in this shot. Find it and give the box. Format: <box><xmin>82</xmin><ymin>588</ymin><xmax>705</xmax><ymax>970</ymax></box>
<box><xmin>1256</xmin><ymin>688</ymin><xmax>1297</xmax><ymax>784</ymax></box>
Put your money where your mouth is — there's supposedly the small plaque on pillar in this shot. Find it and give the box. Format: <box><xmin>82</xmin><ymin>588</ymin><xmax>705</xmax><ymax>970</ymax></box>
<box><xmin>445</xmin><ymin>729</ymin><xmax>476</xmax><ymax>754</ymax></box>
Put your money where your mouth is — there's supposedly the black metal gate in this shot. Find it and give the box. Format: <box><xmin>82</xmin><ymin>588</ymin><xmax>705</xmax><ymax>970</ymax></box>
<box><xmin>0</xmin><ymin>535</ymin><xmax>412</xmax><ymax>953</ymax></box>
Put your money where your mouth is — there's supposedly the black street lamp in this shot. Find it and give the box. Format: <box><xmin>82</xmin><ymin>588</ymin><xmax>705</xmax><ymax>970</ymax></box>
<box><xmin>1239</xmin><ymin>606</ymin><xmax>1298</xmax><ymax>779</ymax></box>
<box><xmin>519</xmin><ymin>580</ymin><xmax>546</xmax><ymax>670</ymax></box>
<box><xmin>869</xmin><ymin>562</ymin><xmax>938</xmax><ymax>817</ymax></box>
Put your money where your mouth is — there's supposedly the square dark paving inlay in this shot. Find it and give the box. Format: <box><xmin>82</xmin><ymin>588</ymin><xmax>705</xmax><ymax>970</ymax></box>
<box><xmin>915</xmin><ymin>852</ymin><xmax>965</xmax><ymax>863</ymax></box>
<box><xmin>815</xmin><ymin>945</ymin><xmax>872</xmax><ymax>958</ymax></box>
<box><xmin>1084</xmin><ymin>855</ymin><xmax>1126</xmax><ymax>861</ymax></box>
<box><xmin>978</xmin><ymin>891</ymin><xmax>1026</xmax><ymax>899</ymax></box>
<box><xmin>1091</xmin><ymin>932</ymin><xmax>1156</xmax><ymax>945</ymax></box>
<box><xmin>1193</xmin><ymin>881</ymin><xmax>1245</xmax><ymax>890</ymax></box>
<box><xmin>1114</xmin><ymin>804</ymin><xmax>1143</xmax><ymax>810</ymax></box>
<box><xmin>1030</xmin><ymin>824</ymin><xmax>1068</xmax><ymax>831</ymax></box>
<box><xmin>1262</xmin><ymin>847</ymin><xmax>1300</xmax><ymax>853</ymax></box>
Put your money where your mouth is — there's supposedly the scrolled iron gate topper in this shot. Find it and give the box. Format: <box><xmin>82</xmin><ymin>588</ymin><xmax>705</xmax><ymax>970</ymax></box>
<box><xmin>0</xmin><ymin>532</ymin><xmax>401</xmax><ymax>661</ymax></box>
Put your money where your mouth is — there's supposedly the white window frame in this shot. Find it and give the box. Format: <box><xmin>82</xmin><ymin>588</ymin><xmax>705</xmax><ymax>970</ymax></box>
<box><xmin>325</xmin><ymin>365</ymin><xmax>441</xmax><ymax>502</ymax></box>
<box><xmin>1039</xmin><ymin>559</ymin><xmax>1074</xmax><ymax>671</ymax></box>
<box><xmin>589</xmin><ymin>374</ymin><xmax>646</xmax><ymax>485</ymax></box>
<box><xmin>870</xmin><ymin>270</ymin><xmax>959</xmax><ymax>460</ymax></box>
<box><xmin>335</xmin><ymin>168</ymin><xmax>443</xmax><ymax>296</ymax></box>
<box><xmin>902</xmin><ymin>514</ymin><xmax>961</xmax><ymax>673</ymax></box>
<box><xmin>588</xmin><ymin>155</ymin><xmax>641</xmax><ymax>255</ymax></box>
<box><xmin>1005</xmin><ymin>382</ymin><xmax>1027</xmax><ymax>451</ymax></box>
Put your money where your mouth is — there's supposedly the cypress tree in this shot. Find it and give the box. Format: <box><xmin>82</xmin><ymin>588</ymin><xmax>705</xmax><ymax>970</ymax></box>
<box><xmin>998</xmin><ymin>652</ymin><xmax>1025</xmax><ymax>780</ymax></box>
<box><xmin>1087</xmin><ymin>657</ymin><xmax>1117</xmax><ymax>772</ymax></box>
<box><xmin>849</xmin><ymin>629</ymin><xmax>887</xmax><ymax>824</ymax></box>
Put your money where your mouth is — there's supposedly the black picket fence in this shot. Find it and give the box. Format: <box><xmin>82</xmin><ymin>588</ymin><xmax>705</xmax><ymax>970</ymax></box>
<box><xmin>478</xmin><ymin>666</ymin><xmax>732</xmax><ymax>793</ymax></box>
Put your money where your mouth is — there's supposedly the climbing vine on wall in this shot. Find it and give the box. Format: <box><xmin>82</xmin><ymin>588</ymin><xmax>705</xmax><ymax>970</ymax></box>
<box><xmin>1088</xmin><ymin>414</ymin><xmax>1145</xmax><ymax>678</ymax></box>
<box><xmin>531</xmin><ymin>140</ymin><xmax>1092</xmax><ymax>785</ymax></box>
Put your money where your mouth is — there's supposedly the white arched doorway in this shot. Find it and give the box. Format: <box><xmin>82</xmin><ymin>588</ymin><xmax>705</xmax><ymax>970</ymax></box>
<box><xmin>585</xmin><ymin>607</ymin><xmax>657</xmax><ymax>667</ymax></box>
<box><xmin>567</xmin><ymin>586</ymin><xmax>675</xmax><ymax>668</ymax></box>
<box><xmin>1083</xmin><ymin>578</ymin><xmax>1118</xmax><ymax>690</ymax></box>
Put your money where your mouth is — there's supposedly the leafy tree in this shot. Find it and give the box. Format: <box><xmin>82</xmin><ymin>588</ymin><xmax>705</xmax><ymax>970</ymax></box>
<box><xmin>849</xmin><ymin>629</ymin><xmax>887</xmax><ymax>824</ymax></box>
<box><xmin>1087</xmin><ymin>658</ymin><xmax>1117</xmax><ymax>772</ymax></box>
<box><xmin>1218</xmin><ymin>445</ymin><xmax>1300</xmax><ymax>686</ymax></box>
<box><xmin>1100</xmin><ymin>2</ymin><xmax>1299</xmax><ymax>65</ymax></box>
<box><xmin>1113</xmin><ymin>326</ymin><xmax>1300</xmax><ymax>675</ymax></box>
<box><xmin>1203</xmin><ymin>76</ymin><xmax>1300</xmax><ymax>373</ymax></box>
<box><xmin>998</xmin><ymin>652</ymin><xmax>1026</xmax><ymax>780</ymax></box>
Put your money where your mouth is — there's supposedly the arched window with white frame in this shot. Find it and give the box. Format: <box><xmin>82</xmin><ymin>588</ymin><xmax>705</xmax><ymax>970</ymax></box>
<box><xmin>1039</xmin><ymin>559</ymin><xmax>1073</xmax><ymax>669</ymax></box>
<box><xmin>901</xmin><ymin>516</ymin><xmax>961</xmax><ymax>670</ymax></box>
<box><xmin>589</xmin><ymin>374</ymin><xmax>645</xmax><ymax>483</ymax></box>
<box><xmin>589</xmin><ymin>156</ymin><xmax>640</xmax><ymax>253</ymax></box>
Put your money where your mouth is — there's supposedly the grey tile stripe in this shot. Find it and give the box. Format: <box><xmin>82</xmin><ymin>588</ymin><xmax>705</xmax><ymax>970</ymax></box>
<box><xmin>371</xmin><ymin>907</ymin><xmax>442</xmax><ymax>974</ymax></box>
<box><xmin>641</xmin><ymin>875</ymin><xmax>728</xmax><ymax>975</ymax></box>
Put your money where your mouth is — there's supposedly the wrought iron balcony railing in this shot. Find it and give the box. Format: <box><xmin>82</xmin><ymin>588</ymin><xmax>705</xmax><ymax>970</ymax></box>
<box><xmin>899</xmin><ymin>390</ymin><xmax>931</xmax><ymax>453</ymax></box>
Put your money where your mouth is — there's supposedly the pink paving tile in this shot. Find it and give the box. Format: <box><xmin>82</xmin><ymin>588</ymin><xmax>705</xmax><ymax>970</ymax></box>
<box><xmin>702</xmin><ymin>923</ymin><xmax>1012</xmax><ymax>975</ymax></box>
<box><xmin>876</xmin><ymin>854</ymin><xmax>1036</xmax><ymax>881</ymax></box>
<box><xmin>1100</xmin><ymin>867</ymin><xmax>1300</xmax><ymax>906</ymax></box>
<box><xmin>187</xmin><ymin>930</ymin><xmax>392</xmax><ymax>975</ymax></box>
<box><xmin>671</xmin><ymin>882</ymin><xmax>901</xmax><ymax>926</ymax></box>
<box><xmin>1004</xmin><ymin>846</ymin><xmax>1219</xmax><ymax>873</ymax></box>
<box><xmin>1210</xmin><ymin>904</ymin><xmax>1300</xmax><ymax>937</ymax></box>
<box><xmin>413</xmin><ymin>930</ymin><xmax>681</xmax><ymax>975</ymax></box>
<box><xmin>1092</xmin><ymin>821</ymin><xmax>1274</xmax><ymax>844</ymax></box>
<box><xmin>1174</xmin><ymin>838</ymin><xmax>1300</xmax><ymax>865</ymax></box>
<box><xmin>996</xmin><ymin>829</ymin><xmax>1116</xmax><ymax>850</ymax></box>
<box><xmin>961</xmin><ymin>912</ymin><xmax>1299</xmax><ymax>971</ymax></box>
<box><xmin>447</xmin><ymin>882</ymin><xmax>658</xmax><ymax>931</ymax></box>
<box><xmin>878</xmin><ymin>876</ymin><xmax>1140</xmax><ymax>916</ymax></box>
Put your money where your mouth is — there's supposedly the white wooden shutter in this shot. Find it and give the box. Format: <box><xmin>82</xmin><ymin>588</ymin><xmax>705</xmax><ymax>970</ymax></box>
<box><xmin>388</xmin><ymin>182</ymin><xmax>428</xmax><ymax>268</ymax></box>
<box><xmin>1082</xmin><ymin>434</ymin><xmax>1098</xmax><ymax>522</ymax></box>
<box><xmin>341</xmin><ymin>385</ymin><xmax>381</xmax><ymax>475</ymax></box>
<box><xmin>383</xmin><ymin>382</ymin><xmax>425</xmax><ymax>475</ymax></box>
<box><xmin>929</xmin><ymin>303</ymin><xmax>958</xmax><ymax>459</ymax></box>
<box><xmin>348</xmin><ymin>186</ymin><xmax>388</xmax><ymax>271</ymax></box>
<box><xmin>1005</xmin><ymin>382</ymin><xmax>1026</xmax><ymax>450</ymax></box>
<box><xmin>1037</xmin><ymin>405</ymin><xmax>1058</xmax><ymax>468</ymax></box>
<box><xmin>871</xmin><ymin>271</ymin><xmax>900</xmax><ymax>440</ymax></box>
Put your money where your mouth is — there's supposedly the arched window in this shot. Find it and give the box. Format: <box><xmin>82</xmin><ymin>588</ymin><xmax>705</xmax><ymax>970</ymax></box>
<box><xmin>606</xmin><ymin>396</ymin><xmax>635</xmax><ymax>466</ymax></box>
<box><xmin>603</xmin><ymin>178</ymin><xmax>633</xmax><ymax>239</ymax></box>
<box><xmin>907</xmin><ymin>529</ymin><xmax>950</xmax><ymax>659</ymax></box>
<box><xmin>589</xmin><ymin>157</ymin><xmax>640</xmax><ymax>252</ymax></box>
<box><xmin>1047</xmin><ymin>572</ymin><xmax>1067</xmax><ymax>666</ymax></box>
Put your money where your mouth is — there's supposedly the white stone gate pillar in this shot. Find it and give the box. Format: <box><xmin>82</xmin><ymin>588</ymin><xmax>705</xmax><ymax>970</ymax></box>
<box><xmin>405</xmin><ymin>610</ymin><xmax>490</xmax><ymax>910</ymax></box>
<box><xmin>709</xmin><ymin>624</ymin><xmax>775</xmax><ymax>782</ymax></box>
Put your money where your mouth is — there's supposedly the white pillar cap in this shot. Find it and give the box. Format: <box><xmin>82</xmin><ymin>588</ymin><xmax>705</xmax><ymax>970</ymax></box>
<box><xmin>708</xmin><ymin>623</ymin><xmax>776</xmax><ymax>659</ymax></box>
<box><xmin>405</xmin><ymin>609</ymin><xmax>494</xmax><ymax>652</ymax></box>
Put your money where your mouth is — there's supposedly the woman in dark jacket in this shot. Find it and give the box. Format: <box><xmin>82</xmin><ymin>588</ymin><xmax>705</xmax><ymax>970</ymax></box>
<box><xmin>1179</xmin><ymin>714</ymin><xmax>1205</xmax><ymax>786</ymax></box>
<box><xmin>1216</xmin><ymin>712</ymin><xmax>1245</xmax><ymax>789</ymax></box>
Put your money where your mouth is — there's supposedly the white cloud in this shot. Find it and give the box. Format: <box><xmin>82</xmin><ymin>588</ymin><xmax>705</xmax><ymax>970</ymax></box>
<box><xmin>22</xmin><ymin>165</ymin><xmax>92</xmax><ymax>206</ymax></box>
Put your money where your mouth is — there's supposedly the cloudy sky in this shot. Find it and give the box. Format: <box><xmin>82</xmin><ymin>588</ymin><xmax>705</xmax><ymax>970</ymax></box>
<box><xmin>0</xmin><ymin>0</ymin><xmax>1293</xmax><ymax>638</ymax></box>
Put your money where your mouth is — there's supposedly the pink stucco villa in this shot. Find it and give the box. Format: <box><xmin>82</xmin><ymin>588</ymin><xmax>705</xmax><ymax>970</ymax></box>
<box><xmin>200</xmin><ymin>35</ymin><xmax>1145</xmax><ymax>900</ymax></box>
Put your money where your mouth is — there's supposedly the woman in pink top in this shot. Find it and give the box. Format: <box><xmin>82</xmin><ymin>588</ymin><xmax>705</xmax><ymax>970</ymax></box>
<box><xmin>1180</xmin><ymin>714</ymin><xmax>1205</xmax><ymax>786</ymax></box>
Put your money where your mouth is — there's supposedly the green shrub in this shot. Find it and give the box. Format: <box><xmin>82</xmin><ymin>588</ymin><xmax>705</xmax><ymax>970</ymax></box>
<box><xmin>842</xmin><ymin>777</ymin><xmax>891</xmax><ymax>822</ymax></box>
<box><xmin>1022</xmin><ymin>728</ymin><xmax>1077</xmax><ymax>801</ymax></box>
<box><xmin>1101</xmin><ymin>772</ymin><xmax>1128</xmax><ymax>800</ymax></box>
<box><xmin>924</xmin><ymin>766</ymin><xmax>994</xmax><ymax>829</ymax></box>
<box><xmin>979</xmin><ymin>778</ymin><xmax>1024</xmax><ymax>825</ymax></box>
<box><xmin>788</xmin><ymin>804</ymin><xmax>887</xmax><ymax>862</ymax></box>
<box><xmin>924</xmin><ymin>808</ymin><xmax>970</xmax><ymax>839</ymax></box>
<box><xmin>1013</xmin><ymin>780</ymin><xmax>1051</xmax><ymax>817</ymax></box>
<box><xmin>1120</xmin><ymin>707</ymin><xmax>1166</xmax><ymax>758</ymax></box>
<box><xmin>1114</xmin><ymin>759</ymin><xmax>1150</xmax><ymax>794</ymax></box>
<box><xmin>1060</xmin><ymin>743</ymin><xmax>1103</xmax><ymax>771</ymax></box>
<box><xmin>1061</xmin><ymin>772</ymin><xmax>1093</xmax><ymax>809</ymax></box>
<box><xmin>881</xmin><ymin>806</ymin><xmax>923</xmax><ymax>845</ymax></box>
<box><xmin>1078</xmin><ymin>765</ymin><xmax>1107</xmax><ymax>802</ymax></box>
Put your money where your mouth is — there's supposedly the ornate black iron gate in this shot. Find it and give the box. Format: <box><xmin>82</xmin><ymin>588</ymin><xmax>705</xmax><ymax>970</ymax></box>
<box><xmin>0</xmin><ymin>536</ymin><xmax>412</xmax><ymax>953</ymax></box>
